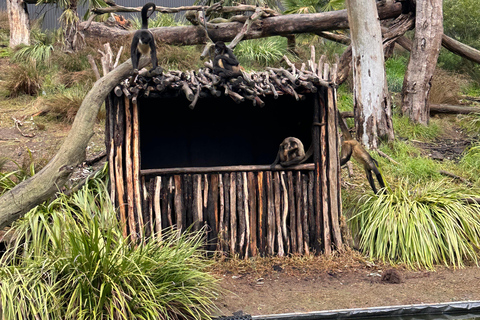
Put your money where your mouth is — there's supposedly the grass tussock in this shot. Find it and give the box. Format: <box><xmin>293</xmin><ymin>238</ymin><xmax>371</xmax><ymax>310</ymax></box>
<box><xmin>0</xmin><ymin>167</ymin><xmax>220</xmax><ymax>320</ymax></box>
<box><xmin>429</xmin><ymin>69</ymin><xmax>467</xmax><ymax>105</ymax></box>
<box><xmin>349</xmin><ymin>180</ymin><xmax>480</xmax><ymax>269</ymax></box>
<box><xmin>38</xmin><ymin>86</ymin><xmax>87</xmax><ymax>123</ymax></box>
<box><xmin>4</xmin><ymin>63</ymin><xmax>43</xmax><ymax>97</ymax></box>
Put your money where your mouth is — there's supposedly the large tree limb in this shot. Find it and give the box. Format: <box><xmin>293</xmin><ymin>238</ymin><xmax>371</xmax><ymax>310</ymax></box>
<box><xmin>441</xmin><ymin>34</ymin><xmax>480</xmax><ymax>65</ymax></box>
<box><xmin>0</xmin><ymin>56</ymin><xmax>149</xmax><ymax>228</ymax></box>
<box><xmin>80</xmin><ymin>2</ymin><xmax>403</xmax><ymax>45</ymax></box>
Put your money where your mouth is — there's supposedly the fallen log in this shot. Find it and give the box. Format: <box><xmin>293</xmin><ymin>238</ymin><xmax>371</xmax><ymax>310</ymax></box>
<box><xmin>80</xmin><ymin>2</ymin><xmax>403</xmax><ymax>45</ymax></box>
<box><xmin>430</xmin><ymin>104</ymin><xmax>480</xmax><ymax>115</ymax></box>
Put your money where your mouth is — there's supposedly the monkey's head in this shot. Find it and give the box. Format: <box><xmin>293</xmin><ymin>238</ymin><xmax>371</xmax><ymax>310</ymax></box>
<box><xmin>280</xmin><ymin>137</ymin><xmax>302</xmax><ymax>157</ymax></box>
<box><xmin>214</xmin><ymin>41</ymin><xmax>227</xmax><ymax>55</ymax></box>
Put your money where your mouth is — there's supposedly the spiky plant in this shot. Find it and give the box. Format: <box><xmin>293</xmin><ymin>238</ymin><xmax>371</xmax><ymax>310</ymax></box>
<box><xmin>349</xmin><ymin>180</ymin><xmax>480</xmax><ymax>269</ymax></box>
<box><xmin>0</xmin><ymin>166</ymin><xmax>220</xmax><ymax>320</ymax></box>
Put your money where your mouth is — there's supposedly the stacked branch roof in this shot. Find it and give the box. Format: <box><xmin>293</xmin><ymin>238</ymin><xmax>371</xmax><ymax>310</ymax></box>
<box><xmin>114</xmin><ymin>65</ymin><xmax>331</xmax><ymax>107</ymax></box>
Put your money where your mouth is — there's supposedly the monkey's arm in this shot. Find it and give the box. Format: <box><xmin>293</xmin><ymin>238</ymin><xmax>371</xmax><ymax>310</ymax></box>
<box><xmin>221</xmin><ymin>55</ymin><xmax>239</xmax><ymax>67</ymax></box>
<box><xmin>225</xmin><ymin>47</ymin><xmax>239</xmax><ymax>63</ymax></box>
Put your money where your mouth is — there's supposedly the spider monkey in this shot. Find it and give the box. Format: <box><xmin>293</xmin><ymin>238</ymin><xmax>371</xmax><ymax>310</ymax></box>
<box><xmin>131</xmin><ymin>2</ymin><xmax>158</xmax><ymax>74</ymax></box>
<box><xmin>337</xmin><ymin>110</ymin><xmax>385</xmax><ymax>194</ymax></box>
<box><xmin>271</xmin><ymin>137</ymin><xmax>313</xmax><ymax>170</ymax></box>
<box><xmin>213</xmin><ymin>41</ymin><xmax>243</xmax><ymax>79</ymax></box>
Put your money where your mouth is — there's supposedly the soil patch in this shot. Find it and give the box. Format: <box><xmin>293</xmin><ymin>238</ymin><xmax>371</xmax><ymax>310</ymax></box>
<box><xmin>212</xmin><ymin>259</ymin><xmax>480</xmax><ymax>317</ymax></box>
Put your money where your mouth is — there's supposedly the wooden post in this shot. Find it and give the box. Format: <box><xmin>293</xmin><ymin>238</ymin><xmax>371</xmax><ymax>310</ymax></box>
<box><xmin>132</xmin><ymin>101</ymin><xmax>144</xmax><ymax>236</ymax></box>
<box><xmin>229</xmin><ymin>173</ymin><xmax>237</xmax><ymax>255</ymax></box>
<box><xmin>273</xmin><ymin>171</ymin><xmax>284</xmax><ymax>256</ymax></box>
<box><xmin>257</xmin><ymin>172</ymin><xmax>265</xmax><ymax>256</ymax></box>
<box><xmin>124</xmin><ymin>97</ymin><xmax>137</xmax><ymax>242</ymax></box>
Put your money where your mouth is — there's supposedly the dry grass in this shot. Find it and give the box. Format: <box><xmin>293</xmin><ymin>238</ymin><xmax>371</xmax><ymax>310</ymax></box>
<box><xmin>209</xmin><ymin>247</ymin><xmax>382</xmax><ymax>278</ymax></box>
<box><xmin>429</xmin><ymin>69</ymin><xmax>467</xmax><ymax>104</ymax></box>
<box><xmin>4</xmin><ymin>63</ymin><xmax>43</xmax><ymax>97</ymax></box>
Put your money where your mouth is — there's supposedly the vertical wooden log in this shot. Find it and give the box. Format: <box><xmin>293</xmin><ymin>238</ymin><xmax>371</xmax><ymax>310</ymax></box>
<box><xmin>154</xmin><ymin>176</ymin><xmax>162</xmax><ymax>238</ymax></box>
<box><xmin>287</xmin><ymin>171</ymin><xmax>297</xmax><ymax>254</ymax></box>
<box><xmin>203</xmin><ymin>174</ymin><xmax>209</xmax><ymax>211</ymax></box>
<box><xmin>167</xmin><ymin>176</ymin><xmax>174</xmax><ymax>228</ymax></box>
<box><xmin>266</xmin><ymin>171</ymin><xmax>275</xmax><ymax>255</ymax></box>
<box><xmin>242</xmin><ymin>172</ymin><xmax>250</xmax><ymax>258</ymax></box>
<box><xmin>184</xmin><ymin>174</ymin><xmax>193</xmax><ymax>228</ymax></box>
<box><xmin>192</xmin><ymin>174</ymin><xmax>203</xmax><ymax>231</ymax></box>
<box><xmin>223</xmin><ymin>173</ymin><xmax>231</xmax><ymax>254</ymax></box>
<box><xmin>124</xmin><ymin>97</ymin><xmax>137</xmax><ymax>242</ymax></box>
<box><xmin>308</xmin><ymin>171</ymin><xmax>315</xmax><ymax>249</ymax></box>
<box><xmin>257</xmin><ymin>172</ymin><xmax>265</xmax><ymax>256</ymax></box>
<box><xmin>107</xmin><ymin>94</ymin><xmax>116</xmax><ymax>204</ymax></box>
<box><xmin>302</xmin><ymin>175</ymin><xmax>310</xmax><ymax>255</ymax></box>
<box><xmin>280</xmin><ymin>172</ymin><xmax>290</xmax><ymax>254</ymax></box>
<box><xmin>174</xmin><ymin>175</ymin><xmax>184</xmax><ymax>233</ymax></box>
<box><xmin>132</xmin><ymin>101</ymin><xmax>144</xmax><ymax>236</ymax></box>
<box><xmin>160</xmin><ymin>177</ymin><xmax>168</xmax><ymax>230</ymax></box>
<box><xmin>237</xmin><ymin>173</ymin><xmax>245</xmax><ymax>257</ymax></box>
<box><xmin>115</xmin><ymin>146</ymin><xmax>127</xmax><ymax>238</ymax></box>
<box><xmin>295</xmin><ymin>171</ymin><xmax>304</xmax><ymax>255</ymax></box>
<box><xmin>313</xmin><ymin>94</ymin><xmax>322</xmax><ymax>253</ymax></box>
<box><xmin>273</xmin><ymin>171</ymin><xmax>284</xmax><ymax>257</ymax></box>
<box><xmin>247</xmin><ymin>172</ymin><xmax>257</xmax><ymax>257</ymax></box>
<box><xmin>229</xmin><ymin>173</ymin><xmax>237</xmax><ymax>255</ymax></box>
<box><xmin>217</xmin><ymin>175</ymin><xmax>225</xmax><ymax>251</ymax></box>
<box><xmin>327</xmin><ymin>83</ymin><xmax>343</xmax><ymax>249</ymax></box>
<box><xmin>142</xmin><ymin>176</ymin><xmax>151</xmax><ymax>239</ymax></box>
<box><xmin>207</xmin><ymin>174</ymin><xmax>219</xmax><ymax>251</ymax></box>
<box><xmin>320</xmin><ymin>89</ymin><xmax>332</xmax><ymax>255</ymax></box>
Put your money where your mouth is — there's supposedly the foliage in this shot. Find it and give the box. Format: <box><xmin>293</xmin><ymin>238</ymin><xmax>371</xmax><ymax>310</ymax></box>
<box><xmin>157</xmin><ymin>45</ymin><xmax>203</xmax><ymax>70</ymax></box>
<box><xmin>393</xmin><ymin>115</ymin><xmax>442</xmax><ymax>141</ymax></box>
<box><xmin>281</xmin><ymin>0</ymin><xmax>343</xmax><ymax>14</ymax></box>
<box><xmin>385</xmin><ymin>54</ymin><xmax>407</xmax><ymax>93</ymax></box>
<box><xmin>0</xmin><ymin>157</ymin><xmax>36</xmax><ymax>196</ymax></box>
<box><xmin>195</xmin><ymin>0</ymin><xmax>280</xmax><ymax>11</ymax></box>
<box><xmin>4</xmin><ymin>63</ymin><xmax>44</xmax><ymax>97</ymax></box>
<box><xmin>459</xmin><ymin>144</ymin><xmax>480</xmax><ymax>186</ymax></box>
<box><xmin>38</xmin><ymin>85</ymin><xmax>88</xmax><ymax>123</ymax></box>
<box><xmin>0</xmin><ymin>168</ymin><xmax>220</xmax><ymax>320</ymax></box>
<box><xmin>349</xmin><ymin>180</ymin><xmax>480</xmax><ymax>269</ymax></box>
<box><xmin>131</xmin><ymin>12</ymin><xmax>185</xmax><ymax>29</ymax></box>
<box><xmin>236</xmin><ymin>37</ymin><xmax>290</xmax><ymax>67</ymax></box>
<box><xmin>441</xmin><ymin>0</ymin><xmax>480</xmax><ymax>77</ymax></box>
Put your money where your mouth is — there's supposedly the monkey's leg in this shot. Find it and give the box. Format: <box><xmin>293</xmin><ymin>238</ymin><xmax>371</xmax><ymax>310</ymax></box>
<box><xmin>149</xmin><ymin>43</ymin><xmax>158</xmax><ymax>71</ymax></box>
<box><xmin>365</xmin><ymin>169</ymin><xmax>378</xmax><ymax>194</ymax></box>
<box><xmin>372</xmin><ymin>165</ymin><xmax>386</xmax><ymax>190</ymax></box>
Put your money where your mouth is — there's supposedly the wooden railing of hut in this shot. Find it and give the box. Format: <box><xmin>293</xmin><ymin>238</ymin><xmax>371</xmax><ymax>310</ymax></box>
<box><xmin>105</xmin><ymin>63</ymin><xmax>343</xmax><ymax>256</ymax></box>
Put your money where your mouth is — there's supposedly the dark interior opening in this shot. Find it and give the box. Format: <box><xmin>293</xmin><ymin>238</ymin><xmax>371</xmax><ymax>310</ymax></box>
<box><xmin>139</xmin><ymin>94</ymin><xmax>316</xmax><ymax>169</ymax></box>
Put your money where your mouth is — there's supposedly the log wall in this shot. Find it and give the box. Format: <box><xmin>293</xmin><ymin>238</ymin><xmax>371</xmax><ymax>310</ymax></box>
<box><xmin>106</xmin><ymin>80</ymin><xmax>342</xmax><ymax>256</ymax></box>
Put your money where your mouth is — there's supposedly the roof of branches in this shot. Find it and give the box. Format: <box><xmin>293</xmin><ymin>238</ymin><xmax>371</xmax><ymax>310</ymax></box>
<box><xmin>114</xmin><ymin>62</ymin><xmax>333</xmax><ymax>109</ymax></box>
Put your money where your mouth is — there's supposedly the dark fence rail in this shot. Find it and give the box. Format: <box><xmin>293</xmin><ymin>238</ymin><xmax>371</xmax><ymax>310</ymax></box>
<box><xmin>0</xmin><ymin>0</ymin><xmax>194</xmax><ymax>30</ymax></box>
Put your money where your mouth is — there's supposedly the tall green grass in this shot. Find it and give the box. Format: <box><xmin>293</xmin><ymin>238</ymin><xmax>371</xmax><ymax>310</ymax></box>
<box><xmin>0</xmin><ymin>167</ymin><xmax>220</xmax><ymax>320</ymax></box>
<box><xmin>235</xmin><ymin>37</ymin><xmax>290</xmax><ymax>67</ymax></box>
<box><xmin>349</xmin><ymin>180</ymin><xmax>480</xmax><ymax>269</ymax></box>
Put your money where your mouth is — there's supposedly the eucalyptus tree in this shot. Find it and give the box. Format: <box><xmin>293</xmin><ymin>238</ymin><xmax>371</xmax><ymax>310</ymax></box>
<box><xmin>6</xmin><ymin>0</ymin><xmax>30</xmax><ymax>48</ymax></box>
<box><xmin>37</xmin><ymin>0</ymin><xmax>106</xmax><ymax>52</ymax></box>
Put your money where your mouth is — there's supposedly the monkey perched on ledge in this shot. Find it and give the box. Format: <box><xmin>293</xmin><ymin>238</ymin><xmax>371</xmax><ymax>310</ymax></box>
<box><xmin>271</xmin><ymin>137</ymin><xmax>313</xmax><ymax>170</ymax></box>
<box><xmin>212</xmin><ymin>41</ymin><xmax>244</xmax><ymax>79</ymax></box>
<box><xmin>130</xmin><ymin>3</ymin><xmax>158</xmax><ymax>74</ymax></box>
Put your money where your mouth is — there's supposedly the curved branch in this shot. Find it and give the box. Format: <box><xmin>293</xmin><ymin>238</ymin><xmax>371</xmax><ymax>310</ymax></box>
<box><xmin>0</xmin><ymin>56</ymin><xmax>149</xmax><ymax>228</ymax></box>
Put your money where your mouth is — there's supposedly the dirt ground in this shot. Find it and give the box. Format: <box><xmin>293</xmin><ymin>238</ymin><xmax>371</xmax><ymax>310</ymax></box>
<box><xmin>211</xmin><ymin>255</ymin><xmax>480</xmax><ymax>317</ymax></box>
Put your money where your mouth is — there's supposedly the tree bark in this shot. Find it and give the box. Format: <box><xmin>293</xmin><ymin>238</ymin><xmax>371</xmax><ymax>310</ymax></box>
<box><xmin>0</xmin><ymin>56</ymin><xmax>149</xmax><ymax>228</ymax></box>
<box><xmin>6</xmin><ymin>0</ymin><xmax>30</xmax><ymax>48</ymax></box>
<box><xmin>80</xmin><ymin>2</ymin><xmax>403</xmax><ymax>45</ymax></box>
<box><xmin>401</xmin><ymin>0</ymin><xmax>443</xmax><ymax>125</ymax></box>
<box><xmin>346</xmin><ymin>0</ymin><xmax>394</xmax><ymax>149</ymax></box>
<box><xmin>62</xmin><ymin>0</ymin><xmax>84</xmax><ymax>53</ymax></box>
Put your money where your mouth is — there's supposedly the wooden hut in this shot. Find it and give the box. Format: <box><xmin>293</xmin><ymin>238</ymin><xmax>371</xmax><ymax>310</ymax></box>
<box><xmin>105</xmin><ymin>61</ymin><xmax>343</xmax><ymax>256</ymax></box>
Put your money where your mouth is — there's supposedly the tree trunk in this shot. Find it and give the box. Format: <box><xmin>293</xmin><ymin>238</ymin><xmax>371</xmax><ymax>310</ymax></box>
<box><xmin>401</xmin><ymin>0</ymin><xmax>443</xmax><ymax>125</ymax></box>
<box><xmin>0</xmin><ymin>56</ymin><xmax>150</xmax><ymax>228</ymax></box>
<box><xmin>62</xmin><ymin>0</ymin><xmax>84</xmax><ymax>53</ymax></box>
<box><xmin>6</xmin><ymin>0</ymin><xmax>30</xmax><ymax>48</ymax></box>
<box><xmin>346</xmin><ymin>0</ymin><xmax>394</xmax><ymax>149</ymax></box>
<box><xmin>80</xmin><ymin>2</ymin><xmax>404</xmax><ymax>45</ymax></box>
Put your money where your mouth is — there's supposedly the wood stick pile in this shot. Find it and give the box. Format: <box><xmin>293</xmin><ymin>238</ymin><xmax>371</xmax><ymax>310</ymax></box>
<box><xmin>114</xmin><ymin>57</ymin><xmax>331</xmax><ymax>109</ymax></box>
